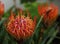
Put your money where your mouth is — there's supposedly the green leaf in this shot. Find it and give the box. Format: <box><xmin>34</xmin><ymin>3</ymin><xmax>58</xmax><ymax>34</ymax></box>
<box><xmin>38</xmin><ymin>23</ymin><xmax>58</xmax><ymax>44</ymax></box>
<box><xmin>0</xmin><ymin>18</ymin><xmax>7</xmax><ymax>26</ymax></box>
<box><xmin>46</xmin><ymin>30</ymin><xmax>58</xmax><ymax>44</ymax></box>
<box><xmin>2</xmin><ymin>33</ymin><xmax>8</xmax><ymax>44</ymax></box>
<box><xmin>0</xmin><ymin>25</ymin><xmax>7</xmax><ymax>44</ymax></box>
<box><xmin>21</xmin><ymin>0</ymin><xmax>36</xmax><ymax>3</ymax></box>
<box><xmin>24</xmin><ymin>2</ymin><xmax>40</xmax><ymax>20</ymax></box>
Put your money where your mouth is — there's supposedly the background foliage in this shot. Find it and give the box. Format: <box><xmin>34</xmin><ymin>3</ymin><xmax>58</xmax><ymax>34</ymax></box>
<box><xmin>0</xmin><ymin>1</ymin><xmax>60</xmax><ymax>44</ymax></box>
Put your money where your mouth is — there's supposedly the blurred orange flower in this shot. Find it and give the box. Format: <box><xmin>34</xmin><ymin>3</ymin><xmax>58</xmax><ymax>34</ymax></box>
<box><xmin>0</xmin><ymin>1</ymin><xmax>4</xmax><ymax>15</ymax></box>
<box><xmin>0</xmin><ymin>1</ymin><xmax>4</xmax><ymax>19</ymax></box>
<box><xmin>38</xmin><ymin>4</ymin><xmax>58</xmax><ymax>27</ymax></box>
<box><xmin>6</xmin><ymin>10</ymin><xmax>36</xmax><ymax>40</ymax></box>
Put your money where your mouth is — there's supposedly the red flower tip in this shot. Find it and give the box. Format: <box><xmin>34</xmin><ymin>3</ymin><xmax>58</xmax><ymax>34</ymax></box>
<box><xmin>9</xmin><ymin>11</ymin><xmax>15</xmax><ymax>21</ymax></box>
<box><xmin>19</xmin><ymin>8</ymin><xmax>23</xmax><ymax>15</ymax></box>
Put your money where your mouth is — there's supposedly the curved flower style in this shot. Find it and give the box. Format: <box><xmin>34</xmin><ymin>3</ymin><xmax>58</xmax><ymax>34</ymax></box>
<box><xmin>6</xmin><ymin>10</ymin><xmax>36</xmax><ymax>40</ymax></box>
<box><xmin>38</xmin><ymin>4</ymin><xmax>58</xmax><ymax>27</ymax></box>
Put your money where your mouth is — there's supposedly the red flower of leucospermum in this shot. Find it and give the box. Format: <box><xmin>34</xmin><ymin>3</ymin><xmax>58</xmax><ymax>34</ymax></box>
<box><xmin>6</xmin><ymin>10</ymin><xmax>36</xmax><ymax>40</ymax></box>
<box><xmin>38</xmin><ymin>4</ymin><xmax>58</xmax><ymax>27</ymax></box>
<box><xmin>0</xmin><ymin>1</ymin><xmax>4</xmax><ymax>19</ymax></box>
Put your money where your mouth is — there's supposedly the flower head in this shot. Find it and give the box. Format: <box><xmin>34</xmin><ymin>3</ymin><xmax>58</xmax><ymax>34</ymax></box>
<box><xmin>0</xmin><ymin>1</ymin><xmax>4</xmax><ymax>19</ymax></box>
<box><xmin>38</xmin><ymin>4</ymin><xmax>58</xmax><ymax>27</ymax></box>
<box><xmin>6</xmin><ymin>10</ymin><xmax>36</xmax><ymax>40</ymax></box>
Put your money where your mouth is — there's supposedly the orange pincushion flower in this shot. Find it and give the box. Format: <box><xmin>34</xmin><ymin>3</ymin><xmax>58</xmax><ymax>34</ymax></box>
<box><xmin>6</xmin><ymin>10</ymin><xmax>36</xmax><ymax>40</ymax></box>
<box><xmin>0</xmin><ymin>1</ymin><xmax>4</xmax><ymax>19</ymax></box>
<box><xmin>38</xmin><ymin>4</ymin><xmax>58</xmax><ymax>27</ymax></box>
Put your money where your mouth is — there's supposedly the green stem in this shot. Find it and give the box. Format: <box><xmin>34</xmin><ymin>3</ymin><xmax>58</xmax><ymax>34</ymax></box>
<box><xmin>46</xmin><ymin>30</ymin><xmax>58</xmax><ymax>44</ymax></box>
<box><xmin>28</xmin><ymin>15</ymin><xmax>44</xmax><ymax>44</ymax></box>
